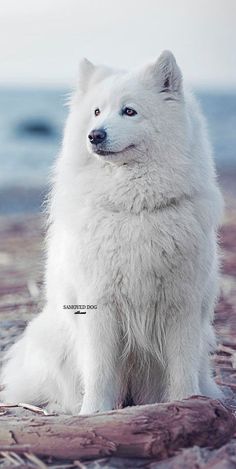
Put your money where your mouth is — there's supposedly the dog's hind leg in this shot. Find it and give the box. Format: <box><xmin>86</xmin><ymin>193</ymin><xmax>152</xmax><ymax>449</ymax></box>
<box><xmin>198</xmin><ymin>278</ymin><xmax>224</xmax><ymax>400</ymax></box>
<box><xmin>0</xmin><ymin>306</ymin><xmax>82</xmax><ymax>414</ymax></box>
<box><xmin>198</xmin><ymin>326</ymin><xmax>223</xmax><ymax>400</ymax></box>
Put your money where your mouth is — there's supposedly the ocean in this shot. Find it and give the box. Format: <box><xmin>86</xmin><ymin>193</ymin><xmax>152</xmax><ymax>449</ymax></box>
<box><xmin>0</xmin><ymin>88</ymin><xmax>235</xmax><ymax>214</ymax></box>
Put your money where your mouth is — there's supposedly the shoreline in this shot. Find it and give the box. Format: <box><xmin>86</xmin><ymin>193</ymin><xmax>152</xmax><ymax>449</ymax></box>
<box><xmin>0</xmin><ymin>165</ymin><xmax>235</xmax><ymax>216</ymax></box>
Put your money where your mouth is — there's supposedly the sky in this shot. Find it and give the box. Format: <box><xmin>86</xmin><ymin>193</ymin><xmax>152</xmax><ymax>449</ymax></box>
<box><xmin>0</xmin><ymin>0</ymin><xmax>235</xmax><ymax>89</ymax></box>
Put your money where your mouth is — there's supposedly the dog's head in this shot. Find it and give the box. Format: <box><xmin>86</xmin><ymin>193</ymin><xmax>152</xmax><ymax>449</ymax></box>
<box><xmin>69</xmin><ymin>51</ymin><xmax>186</xmax><ymax>166</ymax></box>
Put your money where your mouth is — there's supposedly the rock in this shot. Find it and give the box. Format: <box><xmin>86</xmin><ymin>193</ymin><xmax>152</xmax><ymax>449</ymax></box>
<box><xmin>16</xmin><ymin>119</ymin><xmax>57</xmax><ymax>138</ymax></box>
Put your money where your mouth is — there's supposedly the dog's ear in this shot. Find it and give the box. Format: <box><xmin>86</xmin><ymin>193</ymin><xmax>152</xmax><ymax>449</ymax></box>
<box><xmin>145</xmin><ymin>51</ymin><xmax>182</xmax><ymax>94</ymax></box>
<box><xmin>77</xmin><ymin>58</ymin><xmax>114</xmax><ymax>94</ymax></box>
<box><xmin>78</xmin><ymin>58</ymin><xmax>96</xmax><ymax>93</ymax></box>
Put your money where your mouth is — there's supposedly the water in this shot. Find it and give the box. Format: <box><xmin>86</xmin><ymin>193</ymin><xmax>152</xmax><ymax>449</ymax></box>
<box><xmin>0</xmin><ymin>88</ymin><xmax>235</xmax><ymax>214</ymax></box>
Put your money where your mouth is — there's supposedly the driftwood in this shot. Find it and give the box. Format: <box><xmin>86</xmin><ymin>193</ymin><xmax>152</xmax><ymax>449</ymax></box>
<box><xmin>0</xmin><ymin>397</ymin><xmax>235</xmax><ymax>462</ymax></box>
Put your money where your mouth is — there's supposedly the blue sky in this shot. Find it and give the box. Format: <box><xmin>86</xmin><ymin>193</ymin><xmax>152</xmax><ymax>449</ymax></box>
<box><xmin>0</xmin><ymin>0</ymin><xmax>235</xmax><ymax>89</ymax></box>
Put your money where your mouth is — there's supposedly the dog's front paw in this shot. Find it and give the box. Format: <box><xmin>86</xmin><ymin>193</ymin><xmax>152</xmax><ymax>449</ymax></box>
<box><xmin>167</xmin><ymin>385</ymin><xmax>201</xmax><ymax>402</ymax></box>
<box><xmin>79</xmin><ymin>397</ymin><xmax>114</xmax><ymax>415</ymax></box>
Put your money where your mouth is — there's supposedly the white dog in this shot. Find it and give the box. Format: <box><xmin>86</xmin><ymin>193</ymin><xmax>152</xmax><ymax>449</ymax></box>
<box><xmin>1</xmin><ymin>51</ymin><xmax>224</xmax><ymax>414</ymax></box>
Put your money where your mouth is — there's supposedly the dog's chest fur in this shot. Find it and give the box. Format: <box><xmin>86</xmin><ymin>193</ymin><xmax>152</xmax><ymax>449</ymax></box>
<box><xmin>61</xmin><ymin>169</ymin><xmax>202</xmax><ymax>362</ymax></box>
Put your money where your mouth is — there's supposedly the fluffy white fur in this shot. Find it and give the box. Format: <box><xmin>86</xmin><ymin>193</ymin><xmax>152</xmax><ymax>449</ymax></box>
<box><xmin>0</xmin><ymin>51</ymin><xmax>224</xmax><ymax>414</ymax></box>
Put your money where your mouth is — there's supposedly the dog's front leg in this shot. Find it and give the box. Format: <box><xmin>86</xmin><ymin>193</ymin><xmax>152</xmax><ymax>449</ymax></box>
<box><xmin>164</xmin><ymin>306</ymin><xmax>201</xmax><ymax>401</ymax></box>
<box><xmin>79</xmin><ymin>308</ymin><xmax>122</xmax><ymax>414</ymax></box>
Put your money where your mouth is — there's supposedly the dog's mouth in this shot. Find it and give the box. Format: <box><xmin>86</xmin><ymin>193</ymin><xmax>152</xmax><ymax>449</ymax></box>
<box><xmin>93</xmin><ymin>144</ymin><xmax>135</xmax><ymax>157</ymax></box>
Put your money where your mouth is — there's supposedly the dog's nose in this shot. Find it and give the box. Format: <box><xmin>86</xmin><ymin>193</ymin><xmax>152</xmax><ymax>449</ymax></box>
<box><xmin>88</xmin><ymin>129</ymin><xmax>107</xmax><ymax>145</ymax></box>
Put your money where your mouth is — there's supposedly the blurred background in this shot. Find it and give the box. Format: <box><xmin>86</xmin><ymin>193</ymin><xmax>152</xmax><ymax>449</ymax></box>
<box><xmin>0</xmin><ymin>0</ymin><xmax>235</xmax><ymax>214</ymax></box>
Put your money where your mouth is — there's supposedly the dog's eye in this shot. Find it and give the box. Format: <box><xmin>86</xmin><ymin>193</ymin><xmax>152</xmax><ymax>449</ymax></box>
<box><xmin>94</xmin><ymin>108</ymin><xmax>100</xmax><ymax>116</ymax></box>
<box><xmin>122</xmin><ymin>107</ymin><xmax>137</xmax><ymax>117</ymax></box>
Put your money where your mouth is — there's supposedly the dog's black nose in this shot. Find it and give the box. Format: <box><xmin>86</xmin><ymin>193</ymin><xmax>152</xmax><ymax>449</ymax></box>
<box><xmin>88</xmin><ymin>129</ymin><xmax>107</xmax><ymax>145</ymax></box>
